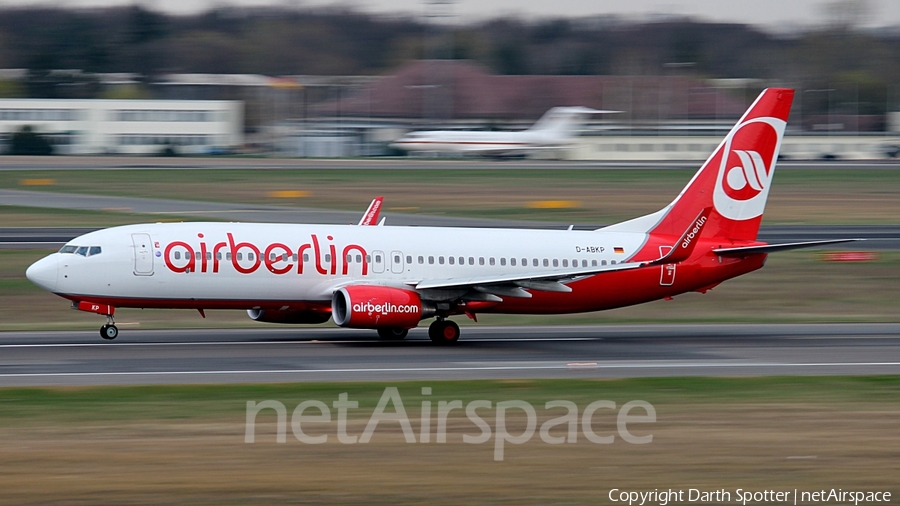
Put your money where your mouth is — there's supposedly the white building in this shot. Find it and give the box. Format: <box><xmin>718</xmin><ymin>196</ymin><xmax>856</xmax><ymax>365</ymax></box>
<box><xmin>0</xmin><ymin>99</ymin><xmax>243</xmax><ymax>155</ymax></box>
<box><xmin>568</xmin><ymin>134</ymin><xmax>900</xmax><ymax>161</ymax></box>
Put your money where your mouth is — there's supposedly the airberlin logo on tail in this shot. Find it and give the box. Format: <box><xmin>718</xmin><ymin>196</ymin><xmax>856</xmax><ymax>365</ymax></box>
<box><xmin>713</xmin><ymin>116</ymin><xmax>786</xmax><ymax>221</ymax></box>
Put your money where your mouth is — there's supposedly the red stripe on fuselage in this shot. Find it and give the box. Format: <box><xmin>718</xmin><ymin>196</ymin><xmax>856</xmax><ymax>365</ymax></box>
<box><xmin>55</xmin><ymin>252</ymin><xmax>765</xmax><ymax>316</ymax></box>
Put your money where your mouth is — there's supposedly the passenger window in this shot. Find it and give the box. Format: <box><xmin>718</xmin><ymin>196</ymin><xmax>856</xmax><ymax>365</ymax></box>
<box><xmin>174</xmin><ymin>251</ymin><xmax>181</xmax><ymax>260</ymax></box>
<box><xmin>562</xmin><ymin>259</ymin><xmax>568</xmax><ymax>267</ymax></box>
<box><xmin>346</xmin><ymin>254</ymin><xmax>352</xmax><ymax>262</ymax></box>
<box><xmin>394</xmin><ymin>255</ymin><xmax>401</xmax><ymax>263</ymax></box>
<box><xmin>582</xmin><ymin>259</ymin><xmax>588</xmax><ymax>267</ymax></box>
<box><xmin>365</xmin><ymin>255</ymin><xmax>371</xmax><ymax>263</ymax></box>
<box><xmin>439</xmin><ymin>256</ymin><xmax>444</xmax><ymax>264</ymax></box>
<box><xmin>543</xmin><ymin>259</ymin><xmax>549</xmax><ymax>267</ymax></box>
<box><xmin>217</xmin><ymin>252</ymin><xmax>223</xmax><ymax>260</ymax></box>
<box><xmin>458</xmin><ymin>257</ymin><xmax>464</xmax><ymax>265</ymax></box>
<box><xmin>270</xmin><ymin>253</ymin><xmax>276</xmax><ymax>261</ymax></box>
<box><xmin>468</xmin><ymin>257</ymin><xmax>474</xmax><ymax>265</ymax></box>
<box><xmin>601</xmin><ymin>260</ymin><xmax>607</xmax><ymax>265</ymax></box>
<box><xmin>428</xmin><ymin>256</ymin><xmax>434</xmax><ymax>265</ymax></box>
<box><xmin>449</xmin><ymin>256</ymin><xmax>455</xmax><ymax>265</ymax></box>
<box><xmin>237</xmin><ymin>253</ymin><xmax>243</xmax><ymax>261</ymax></box>
<box><xmin>325</xmin><ymin>254</ymin><xmax>331</xmax><ymax>262</ymax></box>
<box><xmin>60</xmin><ymin>245</ymin><xmax>77</xmax><ymax>254</ymax></box>
<box><xmin>207</xmin><ymin>252</ymin><xmax>212</xmax><ymax>260</ymax></box>
<box><xmin>249</xmin><ymin>253</ymin><xmax>255</xmax><ymax>261</ymax></box>
<box><xmin>375</xmin><ymin>254</ymin><xmax>381</xmax><ymax>262</ymax></box>
<box><xmin>611</xmin><ymin>260</ymin><xmax>617</xmax><ymax>265</ymax></box>
<box><xmin>533</xmin><ymin>258</ymin><xmax>538</xmax><ymax>267</ymax></box>
<box><xmin>500</xmin><ymin>258</ymin><xmax>506</xmax><ymax>266</ymax></box>
<box><xmin>552</xmin><ymin>259</ymin><xmax>559</xmax><ymax>267</ymax></box>
<box><xmin>406</xmin><ymin>256</ymin><xmax>412</xmax><ymax>264</ymax></box>
<box><xmin>479</xmin><ymin>257</ymin><xmax>485</xmax><ymax>265</ymax></box>
<box><xmin>592</xmin><ymin>260</ymin><xmax>598</xmax><ymax>267</ymax></box>
<box><xmin>357</xmin><ymin>255</ymin><xmax>362</xmax><ymax>263</ymax></box>
<box><xmin>490</xmin><ymin>258</ymin><xmax>495</xmax><ymax>266</ymax></box>
<box><xmin>418</xmin><ymin>256</ymin><xmax>424</xmax><ymax>264</ymax></box>
<box><xmin>510</xmin><ymin>258</ymin><xmax>516</xmax><ymax>266</ymax></box>
<box><xmin>195</xmin><ymin>251</ymin><xmax>201</xmax><ymax>260</ymax></box>
<box><xmin>89</xmin><ymin>246</ymin><xmax>101</xmax><ymax>256</ymax></box>
<box><xmin>522</xmin><ymin>258</ymin><xmax>527</xmax><ymax>266</ymax></box>
<box><xmin>226</xmin><ymin>253</ymin><xmax>232</xmax><ymax>260</ymax></box>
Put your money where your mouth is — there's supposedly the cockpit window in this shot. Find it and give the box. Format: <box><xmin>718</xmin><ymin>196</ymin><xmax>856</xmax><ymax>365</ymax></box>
<box><xmin>60</xmin><ymin>245</ymin><xmax>77</xmax><ymax>254</ymax></box>
<box><xmin>88</xmin><ymin>246</ymin><xmax>102</xmax><ymax>256</ymax></box>
<box><xmin>76</xmin><ymin>246</ymin><xmax>89</xmax><ymax>256</ymax></box>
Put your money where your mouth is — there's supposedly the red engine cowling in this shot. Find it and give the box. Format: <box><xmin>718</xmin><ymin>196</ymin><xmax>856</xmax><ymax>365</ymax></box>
<box><xmin>332</xmin><ymin>286</ymin><xmax>434</xmax><ymax>329</ymax></box>
<box><xmin>247</xmin><ymin>308</ymin><xmax>332</xmax><ymax>324</ymax></box>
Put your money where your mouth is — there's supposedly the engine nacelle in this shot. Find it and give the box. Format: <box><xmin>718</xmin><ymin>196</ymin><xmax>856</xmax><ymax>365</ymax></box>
<box><xmin>332</xmin><ymin>286</ymin><xmax>434</xmax><ymax>329</ymax></box>
<box><xmin>247</xmin><ymin>308</ymin><xmax>332</xmax><ymax>325</ymax></box>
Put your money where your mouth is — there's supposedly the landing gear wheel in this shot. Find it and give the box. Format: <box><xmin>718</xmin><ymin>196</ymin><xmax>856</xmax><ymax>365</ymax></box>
<box><xmin>377</xmin><ymin>327</ymin><xmax>409</xmax><ymax>340</ymax></box>
<box><xmin>100</xmin><ymin>324</ymin><xmax>118</xmax><ymax>340</ymax></box>
<box><xmin>429</xmin><ymin>320</ymin><xmax>460</xmax><ymax>345</ymax></box>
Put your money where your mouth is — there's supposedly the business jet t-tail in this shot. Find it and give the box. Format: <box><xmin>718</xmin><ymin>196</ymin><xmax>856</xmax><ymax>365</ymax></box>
<box><xmin>390</xmin><ymin>106</ymin><xmax>609</xmax><ymax>158</ymax></box>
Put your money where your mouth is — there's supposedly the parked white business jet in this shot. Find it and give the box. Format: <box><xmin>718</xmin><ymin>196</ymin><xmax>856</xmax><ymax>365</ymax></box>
<box><xmin>26</xmin><ymin>88</ymin><xmax>857</xmax><ymax>343</ymax></box>
<box><xmin>390</xmin><ymin>106</ymin><xmax>608</xmax><ymax>158</ymax></box>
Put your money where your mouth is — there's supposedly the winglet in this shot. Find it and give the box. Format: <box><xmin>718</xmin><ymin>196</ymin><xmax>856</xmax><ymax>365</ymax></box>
<box><xmin>358</xmin><ymin>197</ymin><xmax>384</xmax><ymax>226</ymax></box>
<box><xmin>646</xmin><ymin>207</ymin><xmax>712</xmax><ymax>266</ymax></box>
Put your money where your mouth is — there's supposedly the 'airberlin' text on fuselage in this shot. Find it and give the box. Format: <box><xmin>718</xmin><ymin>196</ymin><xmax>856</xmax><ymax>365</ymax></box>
<box><xmin>163</xmin><ymin>233</ymin><xmax>368</xmax><ymax>277</ymax></box>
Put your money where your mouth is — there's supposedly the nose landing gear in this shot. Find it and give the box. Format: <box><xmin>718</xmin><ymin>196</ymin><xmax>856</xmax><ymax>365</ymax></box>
<box><xmin>73</xmin><ymin>301</ymin><xmax>119</xmax><ymax>340</ymax></box>
<box><xmin>100</xmin><ymin>314</ymin><xmax>118</xmax><ymax>340</ymax></box>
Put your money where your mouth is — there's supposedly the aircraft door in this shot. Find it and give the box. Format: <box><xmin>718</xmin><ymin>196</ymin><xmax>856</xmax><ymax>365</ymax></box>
<box><xmin>391</xmin><ymin>251</ymin><xmax>404</xmax><ymax>274</ymax></box>
<box><xmin>132</xmin><ymin>233</ymin><xmax>154</xmax><ymax>276</ymax></box>
<box><xmin>659</xmin><ymin>246</ymin><xmax>675</xmax><ymax>286</ymax></box>
<box><xmin>372</xmin><ymin>250</ymin><xmax>385</xmax><ymax>274</ymax></box>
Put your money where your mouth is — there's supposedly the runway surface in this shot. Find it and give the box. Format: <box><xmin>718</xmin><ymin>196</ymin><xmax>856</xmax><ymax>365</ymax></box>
<box><xmin>1</xmin><ymin>323</ymin><xmax>898</xmax><ymax>386</ymax></box>
<box><xmin>0</xmin><ymin>155</ymin><xmax>899</xmax><ymax>170</ymax></box>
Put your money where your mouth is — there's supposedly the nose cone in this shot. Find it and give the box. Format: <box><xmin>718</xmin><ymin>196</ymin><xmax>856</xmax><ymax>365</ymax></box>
<box><xmin>26</xmin><ymin>254</ymin><xmax>58</xmax><ymax>292</ymax></box>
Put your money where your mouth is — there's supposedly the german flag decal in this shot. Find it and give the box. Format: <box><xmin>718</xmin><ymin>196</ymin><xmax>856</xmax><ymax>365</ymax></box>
<box><xmin>614</xmin><ymin>247</ymin><xmax>625</xmax><ymax>254</ymax></box>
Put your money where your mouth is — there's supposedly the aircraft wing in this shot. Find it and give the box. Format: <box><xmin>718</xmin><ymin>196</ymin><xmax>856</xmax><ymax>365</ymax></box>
<box><xmin>413</xmin><ymin>208</ymin><xmax>711</xmax><ymax>297</ymax></box>
<box><xmin>358</xmin><ymin>196</ymin><xmax>384</xmax><ymax>226</ymax></box>
<box><xmin>413</xmin><ymin>261</ymin><xmax>645</xmax><ymax>297</ymax></box>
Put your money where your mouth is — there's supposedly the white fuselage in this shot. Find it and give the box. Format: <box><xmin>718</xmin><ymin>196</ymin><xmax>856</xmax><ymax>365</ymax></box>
<box><xmin>29</xmin><ymin>222</ymin><xmax>647</xmax><ymax>307</ymax></box>
<box><xmin>390</xmin><ymin>130</ymin><xmax>561</xmax><ymax>155</ymax></box>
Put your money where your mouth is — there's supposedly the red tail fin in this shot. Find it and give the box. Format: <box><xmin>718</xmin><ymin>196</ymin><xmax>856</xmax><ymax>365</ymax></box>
<box><xmin>649</xmin><ymin>88</ymin><xmax>794</xmax><ymax>242</ymax></box>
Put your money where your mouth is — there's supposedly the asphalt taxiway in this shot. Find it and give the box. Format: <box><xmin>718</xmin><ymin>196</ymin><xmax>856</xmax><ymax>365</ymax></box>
<box><xmin>0</xmin><ymin>155</ymin><xmax>899</xmax><ymax>170</ymax></box>
<box><xmin>1</xmin><ymin>323</ymin><xmax>897</xmax><ymax>386</ymax></box>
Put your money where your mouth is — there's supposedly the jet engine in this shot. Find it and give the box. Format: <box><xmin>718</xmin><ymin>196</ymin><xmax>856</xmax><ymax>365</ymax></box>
<box><xmin>332</xmin><ymin>286</ymin><xmax>434</xmax><ymax>329</ymax></box>
<box><xmin>247</xmin><ymin>308</ymin><xmax>332</xmax><ymax>324</ymax></box>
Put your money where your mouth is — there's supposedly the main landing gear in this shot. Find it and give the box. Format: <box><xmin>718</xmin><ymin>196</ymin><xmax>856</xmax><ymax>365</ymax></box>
<box><xmin>428</xmin><ymin>319</ymin><xmax>460</xmax><ymax>345</ymax></box>
<box><xmin>100</xmin><ymin>315</ymin><xmax>118</xmax><ymax>340</ymax></box>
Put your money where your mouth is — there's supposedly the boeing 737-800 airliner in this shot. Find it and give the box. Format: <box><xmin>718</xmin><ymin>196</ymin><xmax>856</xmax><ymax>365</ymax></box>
<box><xmin>26</xmin><ymin>88</ymin><xmax>855</xmax><ymax>343</ymax></box>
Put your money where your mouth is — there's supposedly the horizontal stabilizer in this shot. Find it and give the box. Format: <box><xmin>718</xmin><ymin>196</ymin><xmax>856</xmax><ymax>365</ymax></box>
<box><xmin>713</xmin><ymin>239</ymin><xmax>863</xmax><ymax>256</ymax></box>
